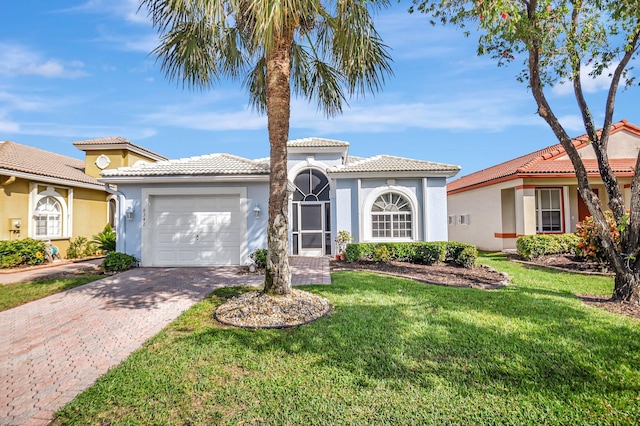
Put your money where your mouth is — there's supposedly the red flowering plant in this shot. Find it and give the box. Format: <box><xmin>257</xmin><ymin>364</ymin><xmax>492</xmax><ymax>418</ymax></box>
<box><xmin>576</xmin><ymin>210</ymin><xmax>629</xmax><ymax>265</ymax></box>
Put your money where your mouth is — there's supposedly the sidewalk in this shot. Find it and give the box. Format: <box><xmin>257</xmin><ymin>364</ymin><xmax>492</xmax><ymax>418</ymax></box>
<box><xmin>0</xmin><ymin>259</ymin><xmax>104</xmax><ymax>285</ymax></box>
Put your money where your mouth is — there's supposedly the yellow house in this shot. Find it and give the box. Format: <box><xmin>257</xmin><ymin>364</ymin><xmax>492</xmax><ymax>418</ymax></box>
<box><xmin>0</xmin><ymin>137</ymin><xmax>166</xmax><ymax>257</ymax></box>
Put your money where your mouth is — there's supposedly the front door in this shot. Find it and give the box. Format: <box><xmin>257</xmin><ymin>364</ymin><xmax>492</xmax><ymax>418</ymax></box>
<box><xmin>291</xmin><ymin>168</ymin><xmax>331</xmax><ymax>256</ymax></box>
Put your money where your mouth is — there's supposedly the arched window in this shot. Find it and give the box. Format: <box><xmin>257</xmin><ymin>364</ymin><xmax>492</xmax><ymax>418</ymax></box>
<box><xmin>292</xmin><ymin>169</ymin><xmax>330</xmax><ymax>201</ymax></box>
<box><xmin>34</xmin><ymin>196</ymin><xmax>62</xmax><ymax>237</ymax></box>
<box><xmin>371</xmin><ymin>193</ymin><xmax>412</xmax><ymax>238</ymax></box>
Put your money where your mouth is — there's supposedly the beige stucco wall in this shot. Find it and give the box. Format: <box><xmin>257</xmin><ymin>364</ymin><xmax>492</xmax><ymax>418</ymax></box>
<box><xmin>556</xmin><ymin>129</ymin><xmax>640</xmax><ymax>160</ymax></box>
<box><xmin>448</xmin><ymin>178</ymin><xmax>523</xmax><ymax>251</ymax></box>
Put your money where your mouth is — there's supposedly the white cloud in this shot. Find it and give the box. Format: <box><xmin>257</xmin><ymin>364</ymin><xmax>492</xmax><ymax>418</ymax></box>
<box><xmin>9</xmin><ymin>122</ymin><xmax>157</xmax><ymax>140</ymax></box>
<box><xmin>59</xmin><ymin>0</ymin><xmax>148</xmax><ymax>25</ymax></box>
<box><xmin>552</xmin><ymin>62</ymin><xmax>619</xmax><ymax>96</ymax></box>
<box><xmin>288</xmin><ymin>89</ymin><xmax>542</xmax><ymax>134</ymax></box>
<box><xmin>0</xmin><ymin>43</ymin><xmax>87</xmax><ymax>78</ymax></box>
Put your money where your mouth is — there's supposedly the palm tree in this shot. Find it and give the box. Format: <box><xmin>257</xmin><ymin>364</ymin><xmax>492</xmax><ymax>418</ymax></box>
<box><xmin>140</xmin><ymin>0</ymin><xmax>392</xmax><ymax>295</ymax></box>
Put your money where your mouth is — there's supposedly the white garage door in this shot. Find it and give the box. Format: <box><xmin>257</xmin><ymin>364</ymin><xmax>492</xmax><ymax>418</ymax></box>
<box><xmin>148</xmin><ymin>194</ymin><xmax>242</xmax><ymax>266</ymax></box>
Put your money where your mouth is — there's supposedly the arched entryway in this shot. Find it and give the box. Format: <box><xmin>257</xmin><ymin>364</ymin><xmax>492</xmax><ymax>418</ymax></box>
<box><xmin>291</xmin><ymin>168</ymin><xmax>331</xmax><ymax>256</ymax></box>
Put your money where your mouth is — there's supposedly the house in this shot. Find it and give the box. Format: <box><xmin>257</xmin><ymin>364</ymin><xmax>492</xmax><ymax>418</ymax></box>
<box><xmin>447</xmin><ymin>120</ymin><xmax>639</xmax><ymax>251</ymax></box>
<box><xmin>0</xmin><ymin>137</ymin><xmax>166</xmax><ymax>256</ymax></box>
<box><xmin>99</xmin><ymin>138</ymin><xmax>461</xmax><ymax>266</ymax></box>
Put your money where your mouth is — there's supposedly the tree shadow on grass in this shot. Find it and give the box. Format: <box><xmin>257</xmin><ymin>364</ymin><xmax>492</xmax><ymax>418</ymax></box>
<box><xmin>182</xmin><ymin>271</ymin><xmax>640</xmax><ymax>414</ymax></box>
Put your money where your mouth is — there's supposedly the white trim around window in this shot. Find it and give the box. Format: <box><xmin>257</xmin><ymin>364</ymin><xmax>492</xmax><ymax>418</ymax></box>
<box><xmin>535</xmin><ymin>187</ymin><xmax>564</xmax><ymax>233</ymax></box>
<box><xmin>362</xmin><ymin>186</ymin><xmax>418</xmax><ymax>242</ymax></box>
<box><xmin>29</xmin><ymin>184</ymin><xmax>70</xmax><ymax>239</ymax></box>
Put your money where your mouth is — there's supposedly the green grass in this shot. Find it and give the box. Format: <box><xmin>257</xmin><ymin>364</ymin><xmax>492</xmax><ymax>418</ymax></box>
<box><xmin>0</xmin><ymin>275</ymin><xmax>104</xmax><ymax>311</ymax></box>
<box><xmin>53</xmin><ymin>253</ymin><xmax>640</xmax><ymax>425</ymax></box>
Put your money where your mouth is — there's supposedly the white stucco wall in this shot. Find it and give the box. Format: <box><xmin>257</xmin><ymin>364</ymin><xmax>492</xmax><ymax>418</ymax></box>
<box><xmin>425</xmin><ymin>177</ymin><xmax>448</xmax><ymax>241</ymax></box>
<box><xmin>447</xmin><ymin>179</ymin><xmax>523</xmax><ymax>251</ymax></box>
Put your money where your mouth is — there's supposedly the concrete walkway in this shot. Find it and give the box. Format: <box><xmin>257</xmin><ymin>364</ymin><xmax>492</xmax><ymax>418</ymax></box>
<box><xmin>0</xmin><ymin>259</ymin><xmax>103</xmax><ymax>285</ymax></box>
<box><xmin>0</xmin><ymin>257</ymin><xmax>331</xmax><ymax>426</ymax></box>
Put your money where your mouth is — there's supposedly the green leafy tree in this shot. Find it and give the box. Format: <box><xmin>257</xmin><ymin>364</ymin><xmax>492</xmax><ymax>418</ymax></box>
<box><xmin>411</xmin><ymin>0</ymin><xmax>640</xmax><ymax>302</ymax></box>
<box><xmin>140</xmin><ymin>0</ymin><xmax>391</xmax><ymax>295</ymax></box>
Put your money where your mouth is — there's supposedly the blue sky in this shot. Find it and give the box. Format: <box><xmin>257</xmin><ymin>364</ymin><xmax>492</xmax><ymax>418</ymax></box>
<box><xmin>2</xmin><ymin>0</ymin><xmax>638</xmax><ymax>177</ymax></box>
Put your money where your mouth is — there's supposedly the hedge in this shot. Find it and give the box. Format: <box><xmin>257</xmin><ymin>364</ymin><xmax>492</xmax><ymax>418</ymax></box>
<box><xmin>0</xmin><ymin>238</ymin><xmax>47</xmax><ymax>269</ymax></box>
<box><xmin>344</xmin><ymin>241</ymin><xmax>478</xmax><ymax>269</ymax></box>
<box><xmin>515</xmin><ymin>234</ymin><xmax>580</xmax><ymax>260</ymax></box>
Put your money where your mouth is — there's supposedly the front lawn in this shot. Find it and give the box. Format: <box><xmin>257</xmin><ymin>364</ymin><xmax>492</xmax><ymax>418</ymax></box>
<box><xmin>53</xmin><ymin>253</ymin><xmax>640</xmax><ymax>425</ymax></box>
<box><xmin>0</xmin><ymin>275</ymin><xmax>104</xmax><ymax>311</ymax></box>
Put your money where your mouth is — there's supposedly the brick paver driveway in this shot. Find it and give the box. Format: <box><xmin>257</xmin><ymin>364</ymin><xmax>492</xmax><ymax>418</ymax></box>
<box><xmin>0</xmin><ymin>257</ymin><xmax>330</xmax><ymax>426</ymax></box>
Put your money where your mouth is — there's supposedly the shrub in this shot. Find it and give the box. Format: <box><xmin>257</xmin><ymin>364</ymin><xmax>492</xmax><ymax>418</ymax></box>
<box><xmin>0</xmin><ymin>238</ymin><xmax>47</xmax><ymax>268</ymax></box>
<box><xmin>66</xmin><ymin>236</ymin><xmax>96</xmax><ymax>259</ymax></box>
<box><xmin>516</xmin><ymin>234</ymin><xmax>580</xmax><ymax>260</ymax></box>
<box><xmin>344</xmin><ymin>241</ymin><xmax>477</xmax><ymax>268</ymax></box>
<box><xmin>413</xmin><ymin>242</ymin><xmax>447</xmax><ymax>265</ymax></box>
<box><xmin>91</xmin><ymin>224</ymin><xmax>116</xmax><ymax>253</ymax></box>
<box><xmin>576</xmin><ymin>210</ymin><xmax>626</xmax><ymax>263</ymax></box>
<box><xmin>102</xmin><ymin>252</ymin><xmax>138</xmax><ymax>272</ymax></box>
<box><xmin>250</xmin><ymin>248</ymin><xmax>268</xmax><ymax>269</ymax></box>
<box><xmin>372</xmin><ymin>245</ymin><xmax>391</xmax><ymax>263</ymax></box>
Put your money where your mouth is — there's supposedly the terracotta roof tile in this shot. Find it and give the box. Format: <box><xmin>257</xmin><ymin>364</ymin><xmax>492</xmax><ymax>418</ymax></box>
<box><xmin>101</xmin><ymin>153</ymin><xmax>270</xmax><ymax>177</ymax></box>
<box><xmin>0</xmin><ymin>141</ymin><xmax>101</xmax><ymax>187</ymax></box>
<box><xmin>447</xmin><ymin>120</ymin><xmax>639</xmax><ymax>193</ymax></box>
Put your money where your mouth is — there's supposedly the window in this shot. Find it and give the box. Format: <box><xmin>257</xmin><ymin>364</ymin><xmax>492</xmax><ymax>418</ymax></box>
<box><xmin>108</xmin><ymin>197</ymin><xmax>117</xmax><ymax>231</ymax></box>
<box><xmin>34</xmin><ymin>196</ymin><xmax>62</xmax><ymax>237</ymax></box>
<box><xmin>371</xmin><ymin>193</ymin><xmax>412</xmax><ymax>238</ymax></box>
<box><xmin>535</xmin><ymin>188</ymin><xmax>562</xmax><ymax>232</ymax></box>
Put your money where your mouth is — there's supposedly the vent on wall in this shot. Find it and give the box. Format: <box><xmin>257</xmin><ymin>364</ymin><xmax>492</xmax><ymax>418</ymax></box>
<box><xmin>458</xmin><ymin>214</ymin><xmax>470</xmax><ymax>225</ymax></box>
<box><xmin>448</xmin><ymin>215</ymin><xmax>456</xmax><ymax>225</ymax></box>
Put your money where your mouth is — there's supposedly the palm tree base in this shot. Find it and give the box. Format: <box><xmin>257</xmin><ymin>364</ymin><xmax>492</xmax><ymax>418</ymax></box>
<box><xmin>215</xmin><ymin>289</ymin><xmax>331</xmax><ymax>328</ymax></box>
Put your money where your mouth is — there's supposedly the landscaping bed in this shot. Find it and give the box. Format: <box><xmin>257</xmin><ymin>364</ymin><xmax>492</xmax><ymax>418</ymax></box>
<box><xmin>332</xmin><ymin>259</ymin><xmax>508</xmax><ymax>289</ymax></box>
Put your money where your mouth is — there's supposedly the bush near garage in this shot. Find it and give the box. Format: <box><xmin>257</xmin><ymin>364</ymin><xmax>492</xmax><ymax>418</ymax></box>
<box><xmin>516</xmin><ymin>234</ymin><xmax>581</xmax><ymax>260</ymax></box>
<box><xmin>345</xmin><ymin>241</ymin><xmax>478</xmax><ymax>268</ymax></box>
<box><xmin>102</xmin><ymin>252</ymin><xmax>138</xmax><ymax>272</ymax></box>
<box><xmin>0</xmin><ymin>238</ymin><xmax>47</xmax><ymax>269</ymax></box>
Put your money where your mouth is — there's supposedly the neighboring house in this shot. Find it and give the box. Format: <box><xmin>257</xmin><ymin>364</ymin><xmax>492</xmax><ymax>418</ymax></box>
<box><xmin>0</xmin><ymin>137</ymin><xmax>166</xmax><ymax>256</ymax></box>
<box><xmin>100</xmin><ymin>138</ymin><xmax>460</xmax><ymax>266</ymax></box>
<box><xmin>447</xmin><ymin>120</ymin><xmax>639</xmax><ymax>251</ymax></box>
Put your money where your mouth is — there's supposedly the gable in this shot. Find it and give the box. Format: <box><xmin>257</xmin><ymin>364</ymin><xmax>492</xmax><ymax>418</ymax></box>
<box><xmin>555</xmin><ymin>129</ymin><xmax>640</xmax><ymax>161</ymax></box>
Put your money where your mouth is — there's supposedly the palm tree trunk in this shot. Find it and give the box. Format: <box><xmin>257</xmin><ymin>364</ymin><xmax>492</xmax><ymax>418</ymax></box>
<box><xmin>263</xmin><ymin>30</ymin><xmax>293</xmax><ymax>295</ymax></box>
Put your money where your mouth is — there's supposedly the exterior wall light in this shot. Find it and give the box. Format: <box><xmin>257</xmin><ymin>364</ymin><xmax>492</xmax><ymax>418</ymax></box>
<box><xmin>125</xmin><ymin>206</ymin><xmax>134</xmax><ymax>220</ymax></box>
<box><xmin>253</xmin><ymin>205</ymin><xmax>261</xmax><ymax>218</ymax></box>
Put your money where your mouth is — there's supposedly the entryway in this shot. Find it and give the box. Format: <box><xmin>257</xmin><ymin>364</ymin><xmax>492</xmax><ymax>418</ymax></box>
<box><xmin>291</xmin><ymin>168</ymin><xmax>331</xmax><ymax>256</ymax></box>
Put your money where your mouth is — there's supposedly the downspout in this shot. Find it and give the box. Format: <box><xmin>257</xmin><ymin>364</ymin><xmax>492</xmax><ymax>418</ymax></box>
<box><xmin>103</xmin><ymin>184</ymin><xmax>127</xmax><ymax>253</ymax></box>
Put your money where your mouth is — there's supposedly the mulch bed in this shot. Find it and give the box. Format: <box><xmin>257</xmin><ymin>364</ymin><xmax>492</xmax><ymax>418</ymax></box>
<box><xmin>332</xmin><ymin>260</ymin><xmax>509</xmax><ymax>290</ymax></box>
<box><xmin>215</xmin><ymin>289</ymin><xmax>331</xmax><ymax>329</ymax></box>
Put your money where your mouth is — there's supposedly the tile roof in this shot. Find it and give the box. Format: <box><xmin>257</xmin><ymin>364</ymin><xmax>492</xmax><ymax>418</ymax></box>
<box><xmin>287</xmin><ymin>137</ymin><xmax>350</xmax><ymax>148</ymax></box>
<box><xmin>73</xmin><ymin>136</ymin><xmax>168</xmax><ymax>160</ymax></box>
<box><xmin>0</xmin><ymin>141</ymin><xmax>101</xmax><ymax>187</ymax></box>
<box><xmin>100</xmin><ymin>153</ymin><xmax>270</xmax><ymax>177</ymax></box>
<box><xmin>447</xmin><ymin>120</ymin><xmax>640</xmax><ymax>194</ymax></box>
<box><xmin>327</xmin><ymin>154</ymin><xmax>461</xmax><ymax>174</ymax></box>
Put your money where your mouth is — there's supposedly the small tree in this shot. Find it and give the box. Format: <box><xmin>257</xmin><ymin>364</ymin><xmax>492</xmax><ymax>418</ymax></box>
<box><xmin>411</xmin><ymin>0</ymin><xmax>640</xmax><ymax>303</ymax></box>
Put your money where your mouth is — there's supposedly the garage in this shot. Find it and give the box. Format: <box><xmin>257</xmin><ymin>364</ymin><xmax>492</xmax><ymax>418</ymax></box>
<box><xmin>146</xmin><ymin>194</ymin><xmax>243</xmax><ymax>266</ymax></box>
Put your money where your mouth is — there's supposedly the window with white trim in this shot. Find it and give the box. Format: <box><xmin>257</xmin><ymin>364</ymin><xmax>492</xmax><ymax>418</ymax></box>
<box><xmin>371</xmin><ymin>193</ymin><xmax>412</xmax><ymax>238</ymax></box>
<box><xmin>34</xmin><ymin>196</ymin><xmax>62</xmax><ymax>237</ymax></box>
<box><xmin>535</xmin><ymin>188</ymin><xmax>562</xmax><ymax>232</ymax></box>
